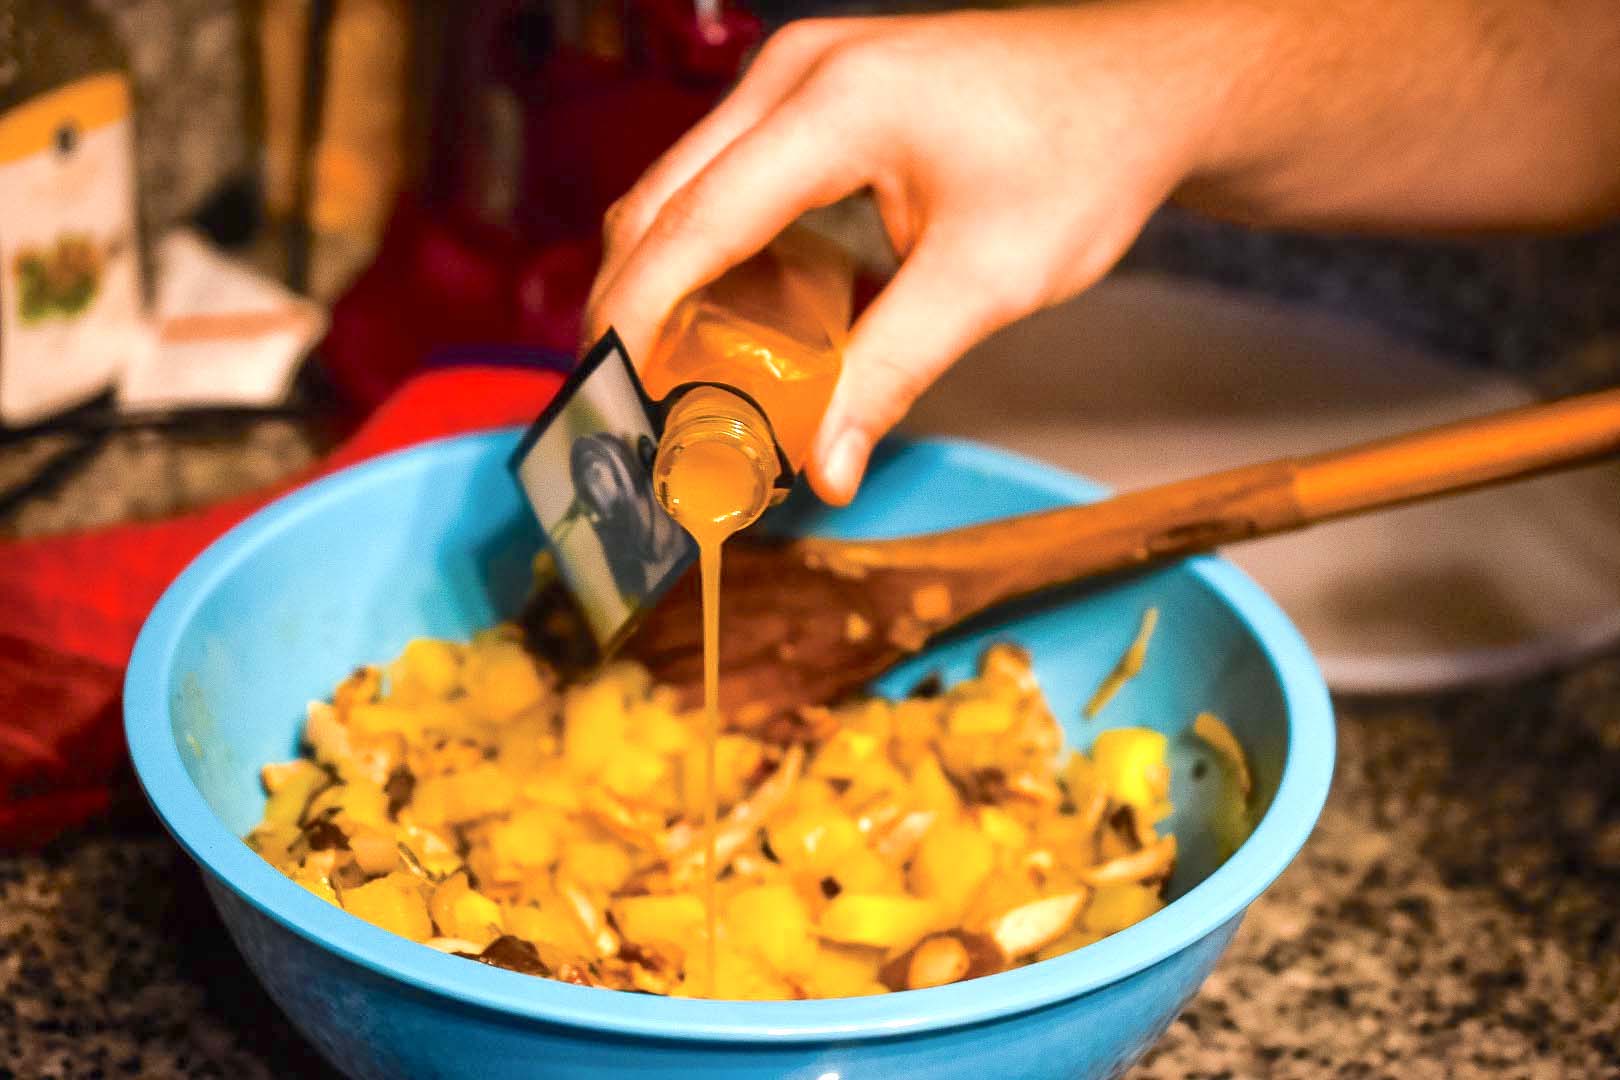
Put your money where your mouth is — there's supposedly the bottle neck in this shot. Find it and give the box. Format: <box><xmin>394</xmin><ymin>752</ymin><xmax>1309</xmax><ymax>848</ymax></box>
<box><xmin>652</xmin><ymin>386</ymin><xmax>782</xmax><ymax>544</ymax></box>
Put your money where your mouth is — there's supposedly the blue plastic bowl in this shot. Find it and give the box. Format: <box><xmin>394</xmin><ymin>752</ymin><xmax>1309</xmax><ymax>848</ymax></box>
<box><xmin>125</xmin><ymin>432</ymin><xmax>1333</xmax><ymax>1080</ymax></box>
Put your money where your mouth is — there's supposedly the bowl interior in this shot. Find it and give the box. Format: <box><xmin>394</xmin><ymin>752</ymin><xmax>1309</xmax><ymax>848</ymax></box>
<box><xmin>130</xmin><ymin>429</ymin><xmax>1331</xmax><ymax>1039</ymax></box>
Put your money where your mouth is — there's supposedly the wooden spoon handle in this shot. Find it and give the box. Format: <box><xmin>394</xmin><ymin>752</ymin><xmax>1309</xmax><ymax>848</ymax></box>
<box><xmin>806</xmin><ymin>386</ymin><xmax>1620</xmax><ymax>634</ymax></box>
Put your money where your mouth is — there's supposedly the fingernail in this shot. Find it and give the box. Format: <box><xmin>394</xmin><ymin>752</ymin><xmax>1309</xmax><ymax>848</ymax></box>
<box><xmin>823</xmin><ymin>429</ymin><xmax>868</xmax><ymax>503</ymax></box>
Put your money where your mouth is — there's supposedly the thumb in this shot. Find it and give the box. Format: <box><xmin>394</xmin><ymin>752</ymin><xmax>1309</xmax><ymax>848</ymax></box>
<box><xmin>809</xmin><ymin>238</ymin><xmax>1022</xmax><ymax>505</ymax></box>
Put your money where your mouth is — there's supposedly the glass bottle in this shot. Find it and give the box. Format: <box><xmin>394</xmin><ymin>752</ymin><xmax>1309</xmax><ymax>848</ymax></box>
<box><xmin>645</xmin><ymin>225</ymin><xmax>853</xmax><ymax>533</ymax></box>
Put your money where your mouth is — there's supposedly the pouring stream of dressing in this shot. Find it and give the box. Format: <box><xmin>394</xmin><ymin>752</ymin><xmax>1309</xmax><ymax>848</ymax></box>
<box><xmin>656</xmin><ymin>434</ymin><xmax>775</xmax><ymax>997</ymax></box>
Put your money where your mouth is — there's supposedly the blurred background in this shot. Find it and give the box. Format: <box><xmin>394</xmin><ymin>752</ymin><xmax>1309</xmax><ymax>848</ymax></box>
<box><xmin>6</xmin><ymin>0</ymin><xmax>1620</xmax><ymax>527</ymax></box>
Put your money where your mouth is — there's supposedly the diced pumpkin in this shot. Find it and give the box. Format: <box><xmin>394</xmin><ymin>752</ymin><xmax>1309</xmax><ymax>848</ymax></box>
<box><xmin>910</xmin><ymin>822</ymin><xmax>994</xmax><ymax>915</ymax></box>
<box><xmin>768</xmin><ymin>807</ymin><xmax>864</xmax><ymax>876</ymax></box>
<box><xmin>391</xmin><ymin>638</ymin><xmax>463</xmax><ymax>702</ymax></box>
<box><xmin>431</xmin><ymin>874</ymin><xmax>505</xmax><ymax>945</ymax></box>
<box><xmin>1091</xmin><ymin>728</ymin><xmax>1170</xmax><ymax>811</ymax></box>
<box><xmin>812</xmin><ymin>729</ymin><xmax>883</xmax><ymax>779</ymax></box>
<box><xmin>260</xmin><ymin>759</ymin><xmax>329</xmax><ymax>828</ymax></box>
<box><xmin>349</xmin><ymin>826</ymin><xmax>403</xmax><ymax>876</ymax></box>
<box><xmin>464</xmin><ymin>641</ymin><xmax>548</xmax><ymax>721</ymax></box>
<box><xmin>563</xmin><ymin>677</ymin><xmax>627</xmax><ymax>775</ymax></box>
<box><xmin>612</xmin><ymin>893</ymin><xmax>707</xmax><ymax>951</ymax></box>
<box><xmin>333</xmin><ymin>666</ymin><xmax>382</xmax><ymax>711</ymax></box>
<box><xmin>818</xmin><ymin>894</ymin><xmax>938</xmax><ymax>951</ymax></box>
<box><xmin>802</xmin><ymin>945</ymin><xmax>887</xmax><ymax>999</ymax></box>
<box><xmin>505</xmin><ymin>899</ymin><xmax>593</xmax><ymax>955</ymax></box>
<box><xmin>1084</xmin><ymin>884</ymin><xmax>1165</xmax><ymax>935</ymax></box>
<box><xmin>559</xmin><ymin>840</ymin><xmax>633</xmax><ymax>894</ymax></box>
<box><xmin>341</xmin><ymin>873</ymin><xmax>433</xmax><ymax>942</ymax></box>
<box><xmin>696</xmin><ymin>944</ymin><xmax>795</xmax><ymax>1001</ymax></box>
<box><xmin>975</xmin><ymin>805</ymin><xmax>1029</xmax><ymax>850</ymax></box>
<box><xmin>297</xmin><ymin>873</ymin><xmax>340</xmax><ymax>906</ymax></box>
<box><xmin>726</xmin><ymin>884</ymin><xmax>817</xmax><ymax>975</ymax></box>
<box><xmin>1035</xmin><ymin>926</ymin><xmax>1105</xmax><ymax>962</ymax></box>
<box><xmin>601</xmin><ymin>745</ymin><xmax>669</xmax><ymax>801</ymax></box>
<box><xmin>485</xmin><ymin>807</ymin><xmax>561</xmax><ymax>876</ymax></box>
<box><xmin>347</xmin><ymin>702</ymin><xmax>426</xmax><ymax>738</ymax></box>
<box><xmin>630</xmin><ymin>700</ymin><xmax>691</xmax><ymax>756</ymax></box>
<box><xmin>411</xmin><ymin>764</ymin><xmax>518</xmax><ymax>825</ymax></box>
<box><xmin>948</xmin><ymin>696</ymin><xmax>1015</xmax><ymax>736</ymax></box>
<box><xmin>909</xmin><ymin>752</ymin><xmax>961</xmax><ymax>817</ymax></box>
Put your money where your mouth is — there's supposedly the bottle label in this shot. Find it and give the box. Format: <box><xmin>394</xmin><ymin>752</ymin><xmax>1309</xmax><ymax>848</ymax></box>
<box><xmin>0</xmin><ymin>71</ymin><xmax>147</xmax><ymax>425</ymax></box>
<box><xmin>509</xmin><ymin>330</ymin><xmax>697</xmax><ymax>656</ymax></box>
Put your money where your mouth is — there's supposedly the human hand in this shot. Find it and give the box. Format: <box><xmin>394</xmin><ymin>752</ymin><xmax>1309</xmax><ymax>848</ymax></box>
<box><xmin>584</xmin><ymin>2</ymin><xmax>1248</xmax><ymax>504</ymax></box>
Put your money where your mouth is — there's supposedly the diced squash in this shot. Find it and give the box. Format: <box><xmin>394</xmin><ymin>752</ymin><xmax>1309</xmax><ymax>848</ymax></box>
<box><xmin>563</xmin><ymin>677</ymin><xmax>626</xmax><ymax>775</ymax></box>
<box><xmin>333</xmin><ymin>666</ymin><xmax>382</xmax><ymax>711</ymax></box>
<box><xmin>1091</xmin><ymin>728</ymin><xmax>1170</xmax><ymax>811</ymax></box>
<box><xmin>347</xmin><ymin>702</ymin><xmax>425</xmax><ymax>738</ymax></box>
<box><xmin>909</xmin><ymin>752</ymin><xmax>961</xmax><ymax>817</ymax></box>
<box><xmin>1084</xmin><ymin>884</ymin><xmax>1165</xmax><ymax>935</ymax></box>
<box><xmin>297</xmin><ymin>873</ymin><xmax>340</xmax><ymax>906</ymax></box>
<box><xmin>260</xmin><ymin>759</ymin><xmax>329</xmax><ymax>827</ymax></box>
<box><xmin>463</xmin><ymin>641</ymin><xmax>548</xmax><ymax>721</ymax></box>
<box><xmin>910</xmin><ymin>822</ymin><xmax>994</xmax><ymax>915</ymax></box>
<box><xmin>349</xmin><ymin>826</ymin><xmax>403</xmax><ymax>876</ymax></box>
<box><xmin>411</xmin><ymin>764</ymin><xmax>518</xmax><ymax>825</ymax></box>
<box><xmin>612</xmin><ymin>893</ymin><xmax>707</xmax><ymax>951</ymax></box>
<box><xmin>392</xmin><ymin>638</ymin><xmax>463</xmax><ymax>702</ymax></box>
<box><xmin>768</xmin><ymin>808</ymin><xmax>864</xmax><ymax>876</ymax></box>
<box><xmin>812</xmin><ymin>729</ymin><xmax>883</xmax><ymax>779</ymax></box>
<box><xmin>693</xmin><ymin>944</ymin><xmax>794</xmax><ymax>1001</ymax></box>
<box><xmin>727</xmin><ymin>884</ymin><xmax>817</xmax><ymax>975</ymax></box>
<box><xmin>485</xmin><ymin>807</ymin><xmax>561</xmax><ymax>875</ymax></box>
<box><xmin>802</xmin><ymin>945</ymin><xmax>887</xmax><ymax>999</ymax></box>
<box><xmin>818</xmin><ymin>894</ymin><xmax>938</xmax><ymax>951</ymax></box>
<box><xmin>948</xmin><ymin>696</ymin><xmax>1015</xmax><ymax>736</ymax></box>
<box><xmin>505</xmin><ymin>900</ymin><xmax>593</xmax><ymax>955</ymax></box>
<box><xmin>630</xmin><ymin>700</ymin><xmax>691</xmax><ymax>756</ymax></box>
<box><xmin>1035</xmin><ymin>926</ymin><xmax>1105</xmax><ymax>962</ymax></box>
<box><xmin>342</xmin><ymin>873</ymin><xmax>433</xmax><ymax>942</ymax></box>
<box><xmin>975</xmin><ymin>805</ymin><xmax>1029</xmax><ymax>850</ymax></box>
<box><xmin>429</xmin><ymin>873</ymin><xmax>505</xmax><ymax>945</ymax></box>
<box><xmin>601</xmin><ymin>745</ymin><xmax>669</xmax><ymax>801</ymax></box>
<box><xmin>559</xmin><ymin>840</ymin><xmax>633</xmax><ymax>894</ymax></box>
<box><xmin>246</xmin><ymin>822</ymin><xmax>300</xmax><ymax>868</ymax></box>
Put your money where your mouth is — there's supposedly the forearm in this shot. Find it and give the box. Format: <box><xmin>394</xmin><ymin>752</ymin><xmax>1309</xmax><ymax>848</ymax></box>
<box><xmin>1178</xmin><ymin>0</ymin><xmax>1620</xmax><ymax>231</ymax></box>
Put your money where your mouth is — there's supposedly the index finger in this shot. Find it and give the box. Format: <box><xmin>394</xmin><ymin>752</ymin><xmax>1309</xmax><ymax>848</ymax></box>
<box><xmin>588</xmin><ymin>86</ymin><xmax>879</xmax><ymax>365</ymax></box>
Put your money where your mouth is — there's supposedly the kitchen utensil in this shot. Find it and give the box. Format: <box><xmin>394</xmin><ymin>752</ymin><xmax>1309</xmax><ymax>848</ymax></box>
<box><xmin>625</xmin><ymin>386</ymin><xmax>1620</xmax><ymax>720</ymax></box>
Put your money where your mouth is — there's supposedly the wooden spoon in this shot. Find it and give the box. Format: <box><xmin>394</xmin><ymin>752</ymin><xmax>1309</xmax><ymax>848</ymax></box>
<box><xmin>596</xmin><ymin>386</ymin><xmax>1620</xmax><ymax>726</ymax></box>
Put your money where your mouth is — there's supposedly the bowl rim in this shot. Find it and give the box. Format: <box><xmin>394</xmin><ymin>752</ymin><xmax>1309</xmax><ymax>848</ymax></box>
<box><xmin>125</xmin><ymin>430</ymin><xmax>1335</xmax><ymax>1043</ymax></box>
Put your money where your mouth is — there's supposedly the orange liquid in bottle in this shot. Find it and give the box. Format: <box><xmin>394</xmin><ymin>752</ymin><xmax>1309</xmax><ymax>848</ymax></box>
<box><xmin>641</xmin><ymin>226</ymin><xmax>852</xmax><ymax>469</ymax></box>
<box><xmin>646</xmin><ymin>228</ymin><xmax>853</xmax><ymax>998</ymax></box>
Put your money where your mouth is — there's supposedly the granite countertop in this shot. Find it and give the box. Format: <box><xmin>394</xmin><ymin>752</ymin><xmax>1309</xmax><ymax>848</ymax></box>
<box><xmin>2</xmin><ymin>387</ymin><xmax>1619</xmax><ymax>1080</ymax></box>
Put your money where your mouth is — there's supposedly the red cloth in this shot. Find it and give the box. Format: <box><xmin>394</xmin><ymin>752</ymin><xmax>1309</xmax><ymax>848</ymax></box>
<box><xmin>0</xmin><ymin>366</ymin><xmax>565</xmax><ymax>850</ymax></box>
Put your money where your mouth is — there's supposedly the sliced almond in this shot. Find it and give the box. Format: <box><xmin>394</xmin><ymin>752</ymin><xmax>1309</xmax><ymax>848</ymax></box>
<box><xmin>986</xmin><ymin>892</ymin><xmax>1087</xmax><ymax>960</ymax></box>
<box><xmin>666</xmin><ymin>744</ymin><xmax>805</xmax><ymax>885</ymax></box>
<box><xmin>1076</xmin><ymin>834</ymin><xmax>1177</xmax><ymax>887</ymax></box>
<box><xmin>1193</xmin><ymin>712</ymin><xmax>1252</xmax><ymax>798</ymax></box>
<box><xmin>1084</xmin><ymin>607</ymin><xmax>1159</xmax><ymax>718</ymax></box>
<box><xmin>875</xmin><ymin>810</ymin><xmax>937</xmax><ymax>862</ymax></box>
<box><xmin>906</xmin><ymin>934</ymin><xmax>971</xmax><ymax>990</ymax></box>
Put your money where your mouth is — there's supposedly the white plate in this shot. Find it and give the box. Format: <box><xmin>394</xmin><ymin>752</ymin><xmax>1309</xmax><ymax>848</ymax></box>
<box><xmin>901</xmin><ymin>272</ymin><xmax>1620</xmax><ymax>694</ymax></box>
